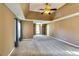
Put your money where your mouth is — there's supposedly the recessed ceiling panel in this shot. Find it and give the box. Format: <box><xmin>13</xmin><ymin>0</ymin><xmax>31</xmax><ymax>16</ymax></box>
<box><xmin>30</xmin><ymin>3</ymin><xmax>65</xmax><ymax>13</ymax></box>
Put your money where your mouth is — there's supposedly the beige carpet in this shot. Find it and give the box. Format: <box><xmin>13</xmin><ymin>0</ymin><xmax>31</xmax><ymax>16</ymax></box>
<box><xmin>11</xmin><ymin>35</ymin><xmax>79</xmax><ymax>56</ymax></box>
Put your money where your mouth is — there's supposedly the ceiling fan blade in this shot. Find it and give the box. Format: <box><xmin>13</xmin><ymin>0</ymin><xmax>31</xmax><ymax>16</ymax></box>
<box><xmin>40</xmin><ymin>9</ymin><xmax>44</xmax><ymax>10</ymax></box>
<box><xmin>51</xmin><ymin>8</ymin><xmax>57</xmax><ymax>10</ymax></box>
<box><xmin>45</xmin><ymin>3</ymin><xmax>49</xmax><ymax>5</ymax></box>
<box><xmin>41</xmin><ymin>12</ymin><xmax>44</xmax><ymax>14</ymax></box>
<box><xmin>41</xmin><ymin>12</ymin><xmax>51</xmax><ymax>15</ymax></box>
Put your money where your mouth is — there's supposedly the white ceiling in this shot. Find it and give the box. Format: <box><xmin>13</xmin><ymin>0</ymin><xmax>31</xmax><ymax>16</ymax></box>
<box><xmin>30</xmin><ymin>3</ymin><xmax>65</xmax><ymax>13</ymax></box>
<box><xmin>5</xmin><ymin>3</ymin><xmax>25</xmax><ymax>20</ymax></box>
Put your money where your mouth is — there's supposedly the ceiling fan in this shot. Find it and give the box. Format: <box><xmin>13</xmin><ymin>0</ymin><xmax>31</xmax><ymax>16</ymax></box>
<box><xmin>39</xmin><ymin>3</ymin><xmax>57</xmax><ymax>15</ymax></box>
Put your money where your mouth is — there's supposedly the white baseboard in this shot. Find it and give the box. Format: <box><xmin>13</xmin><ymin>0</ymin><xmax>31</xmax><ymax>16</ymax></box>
<box><xmin>50</xmin><ymin>36</ymin><xmax>79</xmax><ymax>48</ymax></box>
<box><xmin>8</xmin><ymin>48</ymin><xmax>15</xmax><ymax>56</ymax></box>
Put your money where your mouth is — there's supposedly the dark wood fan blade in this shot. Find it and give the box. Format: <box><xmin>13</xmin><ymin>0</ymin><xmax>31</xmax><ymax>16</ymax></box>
<box><xmin>41</xmin><ymin>12</ymin><xmax>44</xmax><ymax>14</ymax></box>
<box><xmin>40</xmin><ymin>9</ymin><xmax>44</xmax><ymax>10</ymax></box>
<box><xmin>41</xmin><ymin>12</ymin><xmax>51</xmax><ymax>15</ymax></box>
<box><xmin>48</xmin><ymin>13</ymin><xmax>51</xmax><ymax>15</ymax></box>
<box><xmin>51</xmin><ymin>8</ymin><xmax>57</xmax><ymax>10</ymax></box>
<box><xmin>40</xmin><ymin>8</ymin><xmax>57</xmax><ymax>10</ymax></box>
<box><xmin>45</xmin><ymin>3</ymin><xmax>49</xmax><ymax>5</ymax></box>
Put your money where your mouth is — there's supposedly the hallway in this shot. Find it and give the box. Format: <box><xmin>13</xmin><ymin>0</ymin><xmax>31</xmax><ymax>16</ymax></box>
<box><xmin>11</xmin><ymin>35</ymin><xmax>79</xmax><ymax>56</ymax></box>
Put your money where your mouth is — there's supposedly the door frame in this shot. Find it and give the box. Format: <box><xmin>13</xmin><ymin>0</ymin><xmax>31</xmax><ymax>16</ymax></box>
<box><xmin>15</xmin><ymin>18</ymin><xmax>23</xmax><ymax>47</ymax></box>
<box><xmin>15</xmin><ymin>18</ymin><xmax>19</xmax><ymax>47</ymax></box>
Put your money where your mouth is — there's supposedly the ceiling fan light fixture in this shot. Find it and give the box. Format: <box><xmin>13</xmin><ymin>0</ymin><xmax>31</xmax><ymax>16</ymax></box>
<box><xmin>43</xmin><ymin>3</ymin><xmax>51</xmax><ymax>14</ymax></box>
<box><xmin>44</xmin><ymin>10</ymin><xmax>50</xmax><ymax>14</ymax></box>
<box><xmin>40</xmin><ymin>3</ymin><xmax>57</xmax><ymax>15</ymax></box>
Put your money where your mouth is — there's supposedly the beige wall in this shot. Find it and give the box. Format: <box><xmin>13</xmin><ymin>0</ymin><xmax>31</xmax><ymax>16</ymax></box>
<box><xmin>33</xmin><ymin>24</ymin><xmax>36</xmax><ymax>35</ymax></box>
<box><xmin>53</xmin><ymin>3</ymin><xmax>79</xmax><ymax>19</ymax></box>
<box><xmin>0</xmin><ymin>4</ymin><xmax>16</xmax><ymax>55</ymax></box>
<box><xmin>22</xmin><ymin>21</ymin><xmax>33</xmax><ymax>39</ymax></box>
<box><xmin>51</xmin><ymin>15</ymin><xmax>79</xmax><ymax>46</ymax></box>
<box><xmin>42</xmin><ymin>24</ymin><xmax>47</xmax><ymax>35</ymax></box>
<box><xmin>48</xmin><ymin>3</ymin><xmax>79</xmax><ymax>46</ymax></box>
<box><xmin>47</xmin><ymin>23</ymin><xmax>54</xmax><ymax>36</ymax></box>
<box><xmin>20</xmin><ymin>3</ymin><xmax>29</xmax><ymax>17</ymax></box>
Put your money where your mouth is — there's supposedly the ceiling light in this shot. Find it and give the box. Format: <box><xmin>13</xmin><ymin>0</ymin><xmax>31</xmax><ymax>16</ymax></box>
<box><xmin>44</xmin><ymin>10</ymin><xmax>50</xmax><ymax>14</ymax></box>
<box><xmin>44</xmin><ymin>3</ymin><xmax>51</xmax><ymax>14</ymax></box>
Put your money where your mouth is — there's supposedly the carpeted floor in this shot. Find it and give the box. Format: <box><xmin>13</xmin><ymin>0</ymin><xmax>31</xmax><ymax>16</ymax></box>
<box><xmin>11</xmin><ymin>35</ymin><xmax>79</xmax><ymax>56</ymax></box>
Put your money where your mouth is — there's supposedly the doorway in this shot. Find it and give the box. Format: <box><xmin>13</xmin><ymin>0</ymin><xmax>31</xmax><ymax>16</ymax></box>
<box><xmin>36</xmin><ymin>23</ymin><xmax>42</xmax><ymax>35</ymax></box>
<box><xmin>35</xmin><ymin>23</ymin><xmax>47</xmax><ymax>35</ymax></box>
<box><xmin>15</xmin><ymin>18</ymin><xmax>22</xmax><ymax>47</ymax></box>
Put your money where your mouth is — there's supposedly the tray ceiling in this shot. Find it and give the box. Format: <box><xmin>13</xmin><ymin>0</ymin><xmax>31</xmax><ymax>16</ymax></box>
<box><xmin>30</xmin><ymin>3</ymin><xmax>65</xmax><ymax>13</ymax></box>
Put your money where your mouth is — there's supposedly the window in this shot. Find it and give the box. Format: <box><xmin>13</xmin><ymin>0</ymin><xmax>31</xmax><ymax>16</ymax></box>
<box><xmin>36</xmin><ymin>24</ymin><xmax>40</xmax><ymax>34</ymax></box>
<box><xmin>18</xmin><ymin>21</ymin><xmax>21</xmax><ymax>39</ymax></box>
